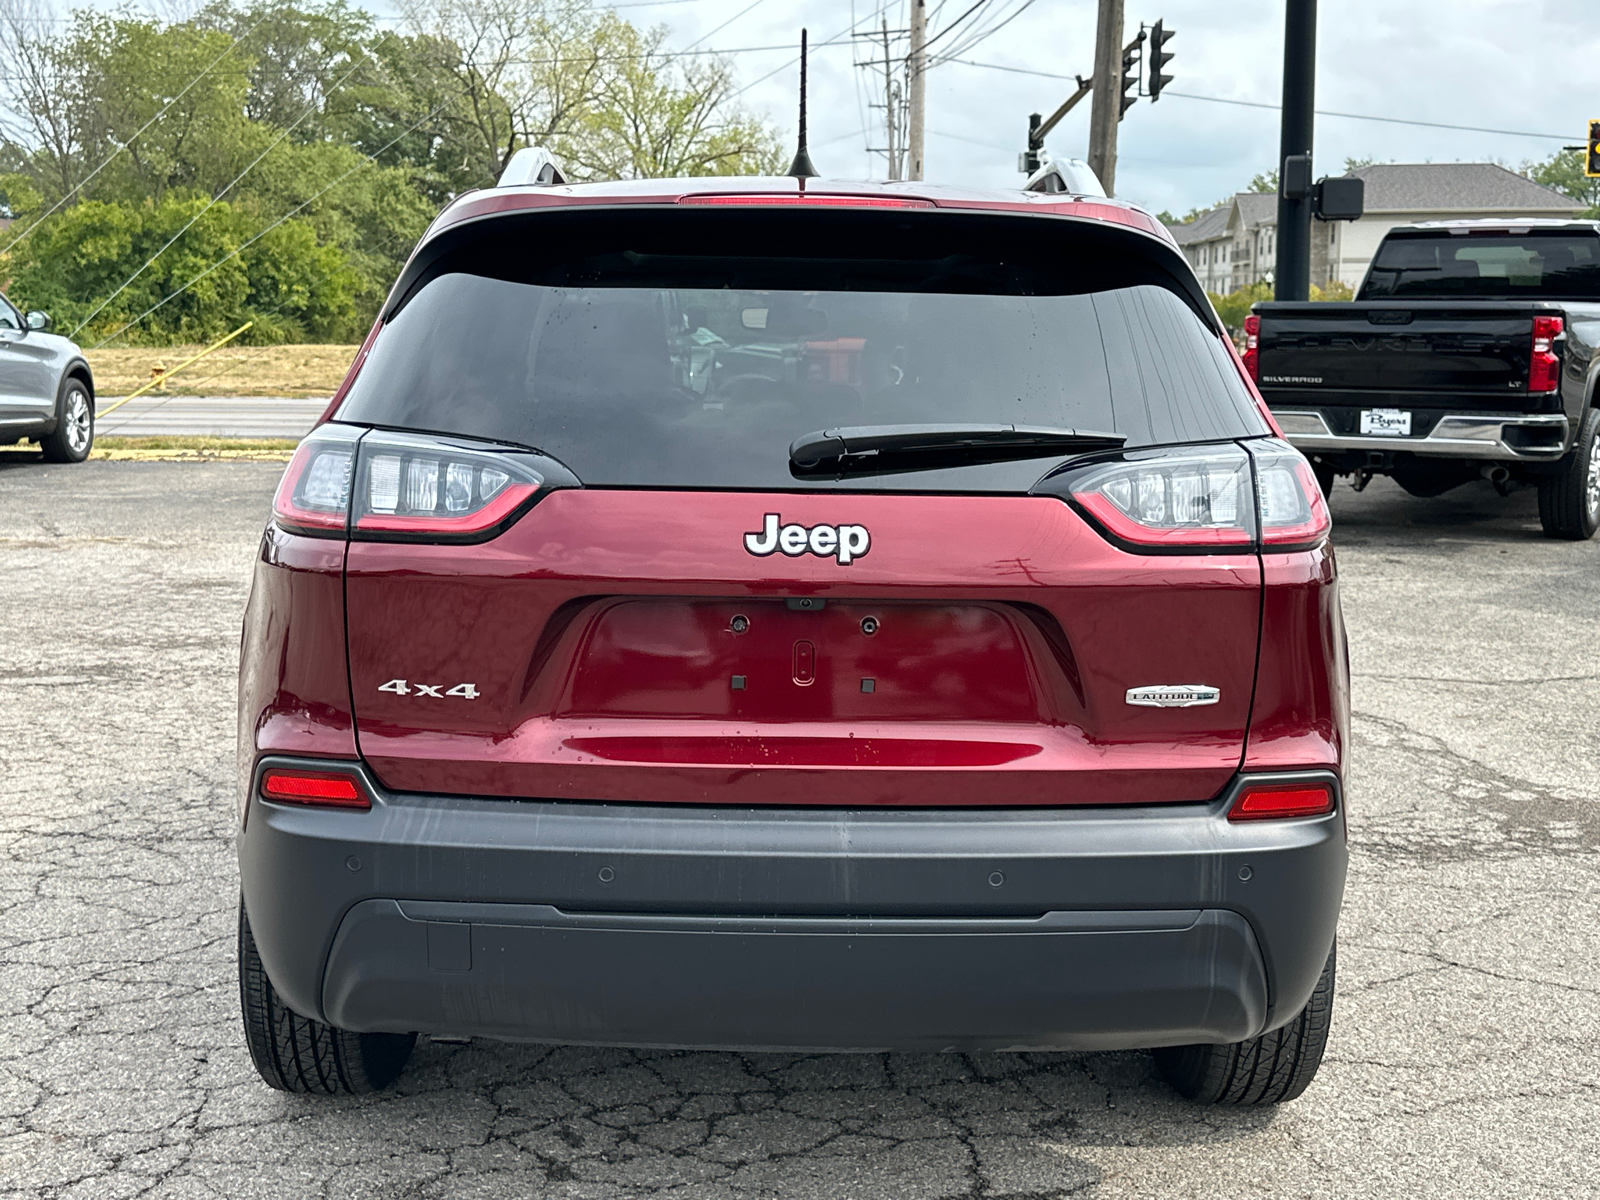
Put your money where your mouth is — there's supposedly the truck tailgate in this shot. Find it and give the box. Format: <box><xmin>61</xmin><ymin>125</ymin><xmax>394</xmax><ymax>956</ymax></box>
<box><xmin>1256</xmin><ymin>302</ymin><xmax>1542</xmax><ymax>399</ymax></box>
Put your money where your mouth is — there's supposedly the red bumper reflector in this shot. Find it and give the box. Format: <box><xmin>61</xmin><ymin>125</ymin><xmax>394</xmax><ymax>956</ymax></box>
<box><xmin>1228</xmin><ymin>782</ymin><xmax>1334</xmax><ymax>821</ymax></box>
<box><xmin>261</xmin><ymin>769</ymin><xmax>371</xmax><ymax>809</ymax></box>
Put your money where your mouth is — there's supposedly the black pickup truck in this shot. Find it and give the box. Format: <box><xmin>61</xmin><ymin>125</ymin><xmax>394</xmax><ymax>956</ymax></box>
<box><xmin>1246</xmin><ymin>219</ymin><xmax>1600</xmax><ymax>539</ymax></box>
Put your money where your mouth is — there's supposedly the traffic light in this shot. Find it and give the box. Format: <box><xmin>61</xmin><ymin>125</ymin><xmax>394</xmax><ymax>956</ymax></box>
<box><xmin>1119</xmin><ymin>34</ymin><xmax>1141</xmax><ymax>118</ymax></box>
<box><xmin>1148</xmin><ymin>20</ymin><xmax>1175</xmax><ymax>101</ymax></box>
<box><xmin>1588</xmin><ymin>119</ymin><xmax>1600</xmax><ymax>178</ymax></box>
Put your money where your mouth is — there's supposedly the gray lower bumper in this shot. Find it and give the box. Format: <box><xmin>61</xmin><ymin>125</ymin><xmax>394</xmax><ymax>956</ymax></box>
<box><xmin>1275</xmin><ymin>409</ymin><xmax>1568</xmax><ymax>461</ymax></box>
<box><xmin>239</xmin><ymin>758</ymin><xmax>1346</xmax><ymax>1052</ymax></box>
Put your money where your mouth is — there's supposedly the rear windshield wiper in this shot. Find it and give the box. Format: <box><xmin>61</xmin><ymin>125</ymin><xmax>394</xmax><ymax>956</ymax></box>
<box><xmin>789</xmin><ymin>424</ymin><xmax>1126</xmax><ymax>477</ymax></box>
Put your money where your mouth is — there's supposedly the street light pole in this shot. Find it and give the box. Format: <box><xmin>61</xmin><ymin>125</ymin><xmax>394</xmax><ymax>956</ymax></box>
<box><xmin>1274</xmin><ymin>0</ymin><xmax>1316</xmax><ymax>301</ymax></box>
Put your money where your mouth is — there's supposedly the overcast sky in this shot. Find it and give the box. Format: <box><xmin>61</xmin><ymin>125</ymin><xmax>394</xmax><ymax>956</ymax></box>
<box><xmin>24</xmin><ymin>0</ymin><xmax>1600</xmax><ymax>217</ymax></box>
<box><xmin>620</xmin><ymin>0</ymin><xmax>1597</xmax><ymax>217</ymax></box>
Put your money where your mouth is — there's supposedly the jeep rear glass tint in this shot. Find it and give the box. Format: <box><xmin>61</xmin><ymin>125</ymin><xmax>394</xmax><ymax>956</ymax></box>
<box><xmin>337</xmin><ymin>209</ymin><xmax>1266</xmax><ymax>491</ymax></box>
<box><xmin>1362</xmin><ymin>231</ymin><xmax>1600</xmax><ymax>300</ymax></box>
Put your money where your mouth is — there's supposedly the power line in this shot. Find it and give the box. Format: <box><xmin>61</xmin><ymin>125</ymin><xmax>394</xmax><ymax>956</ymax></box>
<box><xmin>0</xmin><ymin>14</ymin><xmax>269</xmax><ymax>253</ymax></box>
<box><xmin>94</xmin><ymin>103</ymin><xmax>448</xmax><ymax>348</ymax></box>
<box><xmin>70</xmin><ymin>51</ymin><xmax>371</xmax><ymax>339</ymax></box>
<box><xmin>943</xmin><ymin>57</ymin><xmax>1575</xmax><ymax>142</ymax></box>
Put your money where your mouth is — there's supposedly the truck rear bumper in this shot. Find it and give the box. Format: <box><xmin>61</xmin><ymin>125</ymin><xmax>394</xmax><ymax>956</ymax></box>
<box><xmin>1275</xmin><ymin>409</ymin><xmax>1568</xmax><ymax>461</ymax></box>
<box><xmin>239</xmin><ymin>758</ymin><xmax>1347</xmax><ymax>1053</ymax></box>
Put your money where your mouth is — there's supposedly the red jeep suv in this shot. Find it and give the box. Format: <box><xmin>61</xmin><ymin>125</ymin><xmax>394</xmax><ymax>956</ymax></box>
<box><xmin>237</xmin><ymin>175</ymin><xmax>1347</xmax><ymax>1106</ymax></box>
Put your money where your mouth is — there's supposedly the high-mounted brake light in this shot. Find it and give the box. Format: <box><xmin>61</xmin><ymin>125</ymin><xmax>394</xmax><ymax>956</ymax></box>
<box><xmin>260</xmin><ymin>768</ymin><xmax>371</xmax><ymax>810</ymax></box>
<box><xmin>1228</xmin><ymin>781</ymin><xmax>1334</xmax><ymax>821</ymax></box>
<box><xmin>272</xmin><ymin>424</ymin><xmax>361</xmax><ymax>535</ymax></box>
<box><xmin>678</xmin><ymin>194</ymin><xmax>934</xmax><ymax>209</ymax></box>
<box><xmin>1241</xmin><ymin>314</ymin><xmax>1261</xmax><ymax>382</ymax></box>
<box><xmin>1530</xmin><ymin>314</ymin><xmax>1563</xmax><ymax>393</ymax></box>
<box><xmin>352</xmin><ymin>430</ymin><xmax>547</xmax><ymax>542</ymax></box>
<box><xmin>1055</xmin><ymin>440</ymin><xmax>1330</xmax><ymax>553</ymax></box>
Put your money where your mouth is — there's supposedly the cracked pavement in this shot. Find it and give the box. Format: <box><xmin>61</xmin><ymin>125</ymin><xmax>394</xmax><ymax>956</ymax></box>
<box><xmin>0</xmin><ymin>456</ymin><xmax>1596</xmax><ymax>1198</ymax></box>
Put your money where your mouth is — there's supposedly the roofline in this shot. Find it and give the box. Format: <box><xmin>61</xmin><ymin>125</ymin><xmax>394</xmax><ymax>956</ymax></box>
<box><xmin>384</xmin><ymin>186</ymin><xmax>1221</xmax><ymax>336</ymax></box>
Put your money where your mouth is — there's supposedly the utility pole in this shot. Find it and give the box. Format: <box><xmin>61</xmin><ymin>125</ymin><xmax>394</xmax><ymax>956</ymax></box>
<box><xmin>908</xmin><ymin>0</ymin><xmax>926</xmax><ymax>181</ymax></box>
<box><xmin>1086</xmin><ymin>0</ymin><xmax>1124</xmax><ymax>195</ymax></box>
<box><xmin>1274</xmin><ymin>0</ymin><xmax>1316</xmax><ymax>301</ymax></box>
<box><xmin>882</xmin><ymin>19</ymin><xmax>900</xmax><ymax>180</ymax></box>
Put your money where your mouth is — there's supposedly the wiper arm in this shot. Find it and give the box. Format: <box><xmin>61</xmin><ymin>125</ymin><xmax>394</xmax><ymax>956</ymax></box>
<box><xmin>789</xmin><ymin>423</ymin><xmax>1126</xmax><ymax>477</ymax></box>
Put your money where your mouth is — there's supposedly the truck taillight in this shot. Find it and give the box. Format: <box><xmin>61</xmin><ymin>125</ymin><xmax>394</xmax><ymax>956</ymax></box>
<box><xmin>1242</xmin><ymin>314</ymin><xmax>1261</xmax><ymax>381</ymax></box>
<box><xmin>1053</xmin><ymin>439</ymin><xmax>1329</xmax><ymax>554</ymax></box>
<box><xmin>273</xmin><ymin>424</ymin><xmax>361</xmax><ymax>536</ymax></box>
<box><xmin>1530</xmin><ymin>314</ymin><xmax>1563</xmax><ymax>392</ymax></box>
<box><xmin>352</xmin><ymin>430</ymin><xmax>547</xmax><ymax>543</ymax></box>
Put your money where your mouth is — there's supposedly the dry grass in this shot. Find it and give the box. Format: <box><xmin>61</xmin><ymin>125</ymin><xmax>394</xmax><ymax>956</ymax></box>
<box><xmin>87</xmin><ymin>344</ymin><xmax>360</xmax><ymax>397</ymax></box>
<box><xmin>0</xmin><ymin>436</ymin><xmax>298</xmax><ymax>462</ymax></box>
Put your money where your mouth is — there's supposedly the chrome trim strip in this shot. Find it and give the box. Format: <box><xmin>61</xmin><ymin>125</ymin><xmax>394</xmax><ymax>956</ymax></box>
<box><xmin>1271</xmin><ymin>410</ymin><xmax>1569</xmax><ymax>460</ymax></box>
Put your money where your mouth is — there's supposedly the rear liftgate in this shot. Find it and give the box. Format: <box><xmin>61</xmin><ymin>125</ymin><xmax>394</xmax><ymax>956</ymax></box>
<box><xmin>290</xmin><ymin>430</ymin><xmax>1330</xmax><ymax>809</ymax></box>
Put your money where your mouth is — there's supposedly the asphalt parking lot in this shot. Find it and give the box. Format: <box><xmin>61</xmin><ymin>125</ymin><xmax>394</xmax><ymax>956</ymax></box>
<box><xmin>0</xmin><ymin>454</ymin><xmax>1596</xmax><ymax>1199</ymax></box>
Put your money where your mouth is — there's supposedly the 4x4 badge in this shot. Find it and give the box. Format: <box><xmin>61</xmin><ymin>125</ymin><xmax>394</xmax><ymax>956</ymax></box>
<box><xmin>1125</xmin><ymin>684</ymin><xmax>1220</xmax><ymax>708</ymax></box>
<box><xmin>744</xmin><ymin>514</ymin><xmax>870</xmax><ymax>565</ymax></box>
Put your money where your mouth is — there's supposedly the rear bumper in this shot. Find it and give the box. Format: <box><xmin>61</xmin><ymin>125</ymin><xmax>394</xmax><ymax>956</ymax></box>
<box><xmin>1274</xmin><ymin>409</ymin><xmax>1569</xmax><ymax>461</ymax></box>
<box><xmin>239</xmin><ymin>758</ymin><xmax>1347</xmax><ymax>1053</ymax></box>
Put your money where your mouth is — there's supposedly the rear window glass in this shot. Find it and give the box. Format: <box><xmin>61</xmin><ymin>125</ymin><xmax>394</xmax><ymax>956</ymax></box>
<box><xmin>1362</xmin><ymin>232</ymin><xmax>1600</xmax><ymax>300</ymax></box>
<box><xmin>337</xmin><ymin>210</ymin><xmax>1265</xmax><ymax>491</ymax></box>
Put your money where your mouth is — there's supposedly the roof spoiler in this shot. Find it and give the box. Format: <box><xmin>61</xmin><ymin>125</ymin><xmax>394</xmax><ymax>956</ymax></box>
<box><xmin>1023</xmin><ymin>157</ymin><xmax>1106</xmax><ymax>198</ymax></box>
<box><xmin>497</xmin><ymin>147</ymin><xmax>566</xmax><ymax>188</ymax></box>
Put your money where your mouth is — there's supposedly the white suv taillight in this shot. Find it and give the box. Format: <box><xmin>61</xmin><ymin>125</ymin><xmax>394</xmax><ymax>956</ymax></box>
<box><xmin>272</xmin><ymin>424</ymin><xmax>361</xmax><ymax>536</ymax></box>
<box><xmin>1054</xmin><ymin>440</ymin><xmax>1330</xmax><ymax>553</ymax></box>
<box><xmin>351</xmin><ymin>430</ymin><xmax>547</xmax><ymax>542</ymax></box>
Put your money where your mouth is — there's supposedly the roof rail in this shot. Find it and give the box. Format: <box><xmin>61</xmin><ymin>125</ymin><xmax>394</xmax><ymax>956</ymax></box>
<box><xmin>1023</xmin><ymin>157</ymin><xmax>1106</xmax><ymax>198</ymax></box>
<box><xmin>497</xmin><ymin>147</ymin><xmax>566</xmax><ymax>188</ymax></box>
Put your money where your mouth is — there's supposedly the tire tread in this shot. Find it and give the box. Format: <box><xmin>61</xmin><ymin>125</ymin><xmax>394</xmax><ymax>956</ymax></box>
<box><xmin>238</xmin><ymin>901</ymin><xmax>413</xmax><ymax>1094</ymax></box>
<box><xmin>1154</xmin><ymin>941</ymin><xmax>1335</xmax><ymax>1106</ymax></box>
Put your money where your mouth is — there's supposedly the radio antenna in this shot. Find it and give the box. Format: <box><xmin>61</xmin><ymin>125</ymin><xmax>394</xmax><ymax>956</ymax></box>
<box><xmin>787</xmin><ymin>28</ymin><xmax>819</xmax><ymax>179</ymax></box>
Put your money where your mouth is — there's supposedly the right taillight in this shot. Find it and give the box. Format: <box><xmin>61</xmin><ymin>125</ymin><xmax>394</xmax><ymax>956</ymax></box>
<box><xmin>1242</xmin><ymin>314</ymin><xmax>1261</xmax><ymax>381</ymax></box>
<box><xmin>1054</xmin><ymin>439</ymin><xmax>1330</xmax><ymax>553</ymax></box>
<box><xmin>1229</xmin><ymin>780</ymin><xmax>1334</xmax><ymax>821</ymax></box>
<box><xmin>1249</xmin><ymin>439</ymin><xmax>1332</xmax><ymax>549</ymax></box>
<box><xmin>1530</xmin><ymin>314</ymin><xmax>1563</xmax><ymax>392</ymax></box>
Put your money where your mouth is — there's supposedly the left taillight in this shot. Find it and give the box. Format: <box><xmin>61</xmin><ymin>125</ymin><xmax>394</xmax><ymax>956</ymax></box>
<box><xmin>1050</xmin><ymin>439</ymin><xmax>1330</xmax><ymax>553</ymax></box>
<box><xmin>260</xmin><ymin>767</ymin><xmax>371</xmax><ymax>810</ymax></box>
<box><xmin>272</xmin><ymin>424</ymin><xmax>362</xmax><ymax>536</ymax></box>
<box><xmin>351</xmin><ymin>430</ymin><xmax>548</xmax><ymax>543</ymax></box>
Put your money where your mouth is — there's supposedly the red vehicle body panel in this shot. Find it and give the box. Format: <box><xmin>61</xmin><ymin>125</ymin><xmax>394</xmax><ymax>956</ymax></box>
<box><xmin>245</xmin><ymin>175</ymin><xmax>1346</xmax><ymax>818</ymax></box>
<box><xmin>340</xmin><ymin>490</ymin><xmax>1263</xmax><ymax>807</ymax></box>
<box><xmin>236</xmin><ymin>529</ymin><xmax>355</xmax><ymax>820</ymax></box>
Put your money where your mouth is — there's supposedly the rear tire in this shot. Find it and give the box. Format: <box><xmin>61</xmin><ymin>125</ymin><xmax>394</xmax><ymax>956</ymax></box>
<box><xmin>1154</xmin><ymin>940</ymin><xmax>1335</xmax><ymax>1105</ymax></box>
<box><xmin>238</xmin><ymin>900</ymin><xmax>415</xmax><ymax>1094</ymax></box>
<box><xmin>39</xmin><ymin>379</ymin><xmax>93</xmax><ymax>463</ymax></box>
<box><xmin>1537</xmin><ymin>407</ymin><xmax>1600</xmax><ymax>540</ymax></box>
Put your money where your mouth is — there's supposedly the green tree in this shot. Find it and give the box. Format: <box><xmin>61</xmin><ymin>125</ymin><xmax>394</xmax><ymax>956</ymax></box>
<box><xmin>1523</xmin><ymin>148</ymin><xmax>1600</xmax><ymax>216</ymax></box>
<box><xmin>1208</xmin><ymin>280</ymin><xmax>1273</xmax><ymax>332</ymax></box>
